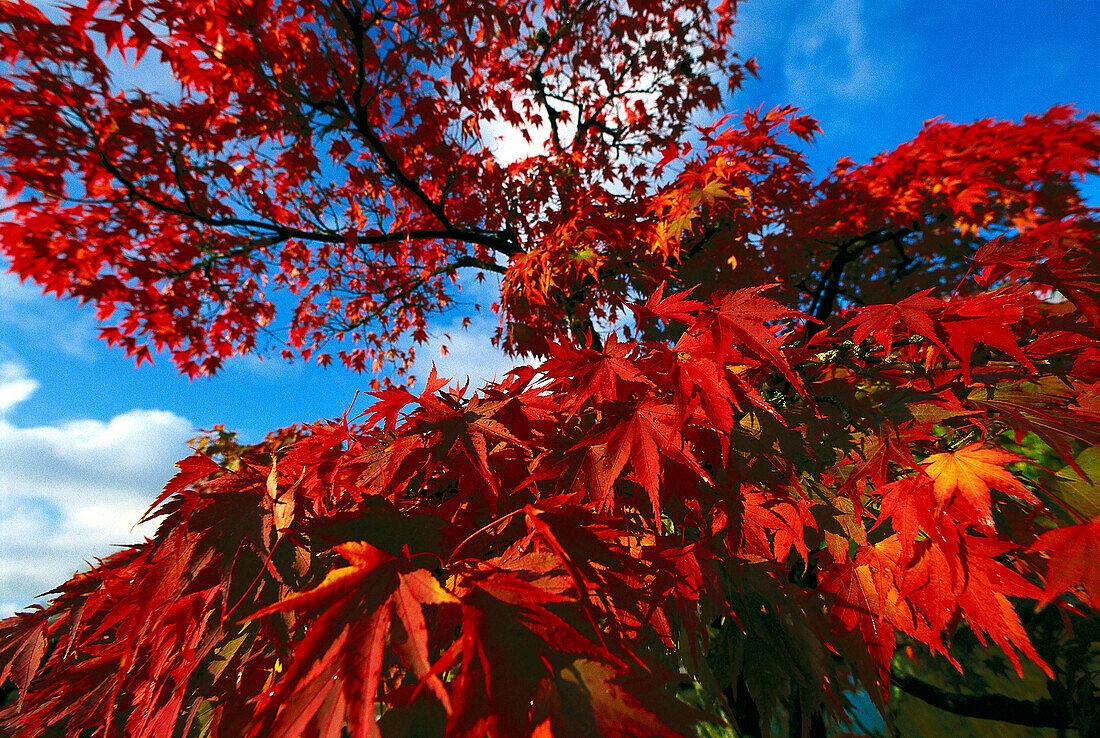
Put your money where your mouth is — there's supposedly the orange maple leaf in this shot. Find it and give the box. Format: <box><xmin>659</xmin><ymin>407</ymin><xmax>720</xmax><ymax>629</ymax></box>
<box><xmin>923</xmin><ymin>443</ymin><xmax>1037</xmax><ymax>525</ymax></box>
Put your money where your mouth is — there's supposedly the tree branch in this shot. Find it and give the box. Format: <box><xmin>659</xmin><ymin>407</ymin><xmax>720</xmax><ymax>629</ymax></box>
<box><xmin>804</xmin><ymin>226</ymin><xmax>917</xmax><ymax>333</ymax></box>
<box><xmin>338</xmin><ymin>255</ymin><xmax>505</xmax><ymax>332</ymax></box>
<box><xmin>87</xmin><ymin>146</ymin><xmax>514</xmax><ymax>256</ymax></box>
<box><xmin>890</xmin><ymin>672</ymin><xmax>1072</xmax><ymax>729</ymax></box>
<box><xmin>83</xmin><ymin>115</ymin><xmax>513</xmax><ymax>256</ymax></box>
<box><xmin>529</xmin><ymin>67</ymin><xmax>564</xmax><ymax>154</ymax></box>
<box><xmin>331</xmin><ymin>4</ymin><xmax>519</xmax><ymax>257</ymax></box>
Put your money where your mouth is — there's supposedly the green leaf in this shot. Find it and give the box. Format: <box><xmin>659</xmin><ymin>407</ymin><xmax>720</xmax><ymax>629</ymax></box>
<box><xmin>1049</xmin><ymin>445</ymin><xmax>1100</xmax><ymax>520</ymax></box>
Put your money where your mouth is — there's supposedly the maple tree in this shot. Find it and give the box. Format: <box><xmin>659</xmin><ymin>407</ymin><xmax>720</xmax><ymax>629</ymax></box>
<box><xmin>1</xmin><ymin>0</ymin><xmax>1100</xmax><ymax>735</ymax></box>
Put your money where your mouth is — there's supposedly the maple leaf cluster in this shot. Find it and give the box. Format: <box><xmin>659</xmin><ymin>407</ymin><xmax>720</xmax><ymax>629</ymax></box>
<box><xmin>0</xmin><ymin>0</ymin><xmax>743</xmax><ymax>379</ymax></box>
<box><xmin>3</xmin><ymin>233</ymin><xmax>1100</xmax><ymax>733</ymax></box>
<box><xmin>2</xmin><ymin>0</ymin><xmax>1100</xmax><ymax>734</ymax></box>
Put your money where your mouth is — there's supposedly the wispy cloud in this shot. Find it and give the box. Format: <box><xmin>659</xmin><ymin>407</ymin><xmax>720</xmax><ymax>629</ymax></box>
<box><xmin>0</xmin><ymin>362</ymin><xmax>194</xmax><ymax>615</ymax></box>
<box><xmin>782</xmin><ymin>0</ymin><xmax>901</xmax><ymax>110</ymax></box>
<box><xmin>0</xmin><ymin>272</ymin><xmax>99</xmax><ymax>361</ymax></box>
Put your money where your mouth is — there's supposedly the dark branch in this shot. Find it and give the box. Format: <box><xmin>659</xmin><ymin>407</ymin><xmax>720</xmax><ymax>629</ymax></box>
<box><xmin>330</xmin><ymin>6</ymin><xmax>519</xmax><ymax>257</ymax></box>
<box><xmin>338</xmin><ymin>255</ymin><xmax>505</xmax><ymax>332</ymax></box>
<box><xmin>804</xmin><ymin>226</ymin><xmax>917</xmax><ymax>335</ymax></box>
<box><xmin>525</xmin><ymin>0</ymin><xmax>599</xmax><ymax>155</ymax></box>
<box><xmin>890</xmin><ymin>672</ymin><xmax>1073</xmax><ymax>729</ymax></box>
<box><xmin>87</xmin><ymin>148</ymin><xmax>515</xmax><ymax>256</ymax></box>
<box><xmin>85</xmin><ymin>120</ymin><xmax>513</xmax><ymax>256</ymax></box>
<box><xmin>74</xmin><ymin>6</ymin><xmax>519</xmax><ymax>261</ymax></box>
<box><xmin>529</xmin><ymin>67</ymin><xmax>564</xmax><ymax>154</ymax></box>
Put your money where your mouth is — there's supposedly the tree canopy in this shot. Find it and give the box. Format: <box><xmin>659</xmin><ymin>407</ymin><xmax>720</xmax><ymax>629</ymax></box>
<box><xmin>1</xmin><ymin>0</ymin><xmax>749</xmax><ymax>377</ymax></box>
<box><xmin>1</xmin><ymin>0</ymin><xmax>1099</xmax><ymax>735</ymax></box>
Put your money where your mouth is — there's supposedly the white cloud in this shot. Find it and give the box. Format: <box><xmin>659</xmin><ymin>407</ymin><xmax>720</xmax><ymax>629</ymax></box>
<box><xmin>783</xmin><ymin>0</ymin><xmax>899</xmax><ymax>109</ymax></box>
<box><xmin>0</xmin><ymin>362</ymin><xmax>194</xmax><ymax>615</ymax></box>
<box><xmin>416</xmin><ymin>312</ymin><xmax>531</xmax><ymax>391</ymax></box>
<box><xmin>0</xmin><ymin>363</ymin><xmax>38</xmax><ymax>414</ymax></box>
<box><xmin>0</xmin><ymin>272</ymin><xmax>99</xmax><ymax>360</ymax></box>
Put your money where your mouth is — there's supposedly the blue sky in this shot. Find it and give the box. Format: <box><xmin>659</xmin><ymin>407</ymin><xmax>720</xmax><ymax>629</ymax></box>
<box><xmin>1</xmin><ymin>0</ymin><xmax>1097</xmax><ymax>613</ymax></box>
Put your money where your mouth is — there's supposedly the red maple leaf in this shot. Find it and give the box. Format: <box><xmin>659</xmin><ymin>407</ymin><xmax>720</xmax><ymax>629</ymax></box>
<box><xmin>247</xmin><ymin>542</ymin><xmax>457</xmax><ymax>736</ymax></box>
<box><xmin>1032</xmin><ymin>515</ymin><xmax>1100</xmax><ymax>610</ymax></box>
<box><xmin>710</xmin><ymin>284</ymin><xmax>808</xmax><ymax>394</ymax></box>
<box><xmin>844</xmin><ymin>289</ymin><xmax>946</xmax><ymax>354</ymax></box>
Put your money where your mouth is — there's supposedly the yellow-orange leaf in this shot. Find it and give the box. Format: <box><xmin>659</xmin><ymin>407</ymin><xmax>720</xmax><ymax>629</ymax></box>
<box><xmin>246</xmin><ymin>564</ymin><xmax>376</xmax><ymax>619</ymax></box>
<box><xmin>923</xmin><ymin>443</ymin><xmax>1037</xmax><ymax>524</ymax></box>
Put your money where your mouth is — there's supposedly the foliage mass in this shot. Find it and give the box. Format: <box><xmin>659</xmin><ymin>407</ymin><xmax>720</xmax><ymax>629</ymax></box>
<box><xmin>1</xmin><ymin>0</ymin><xmax>1099</xmax><ymax>734</ymax></box>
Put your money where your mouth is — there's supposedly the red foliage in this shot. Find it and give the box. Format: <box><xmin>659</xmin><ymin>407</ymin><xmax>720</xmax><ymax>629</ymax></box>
<box><xmin>0</xmin><ymin>0</ymin><xmax>743</xmax><ymax>380</ymax></box>
<box><xmin>2</xmin><ymin>0</ymin><xmax>1100</xmax><ymax>734</ymax></box>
